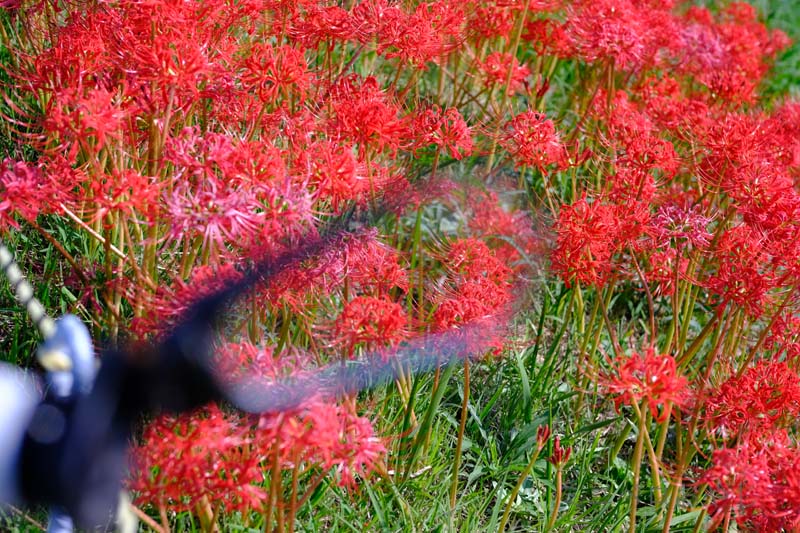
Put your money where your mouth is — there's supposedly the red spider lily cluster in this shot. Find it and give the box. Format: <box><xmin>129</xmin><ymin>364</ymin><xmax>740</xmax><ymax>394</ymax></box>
<box><xmin>698</xmin><ymin>361</ymin><xmax>800</xmax><ymax>530</ymax></box>
<box><xmin>601</xmin><ymin>348</ymin><xmax>688</xmax><ymax>423</ymax></box>
<box><xmin>2</xmin><ymin>0</ymin><xmax>800</xmax><ymax>530</ymax></box>
<box><xmin>700</xmin><ymin>431</ymin><xmax>800</xmax><ymax>533</ymax></box>
<box><xmin>132</xmin><ymin>393</ymin><xmax>384</xmax><ymax>514</ymax></box>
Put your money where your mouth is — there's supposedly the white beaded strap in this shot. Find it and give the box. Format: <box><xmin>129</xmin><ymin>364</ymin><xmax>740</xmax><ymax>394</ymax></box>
<box><xmin>0</xmin><ymin>242</ymin><xmax>69</xmax><ymax>372</ymax></box>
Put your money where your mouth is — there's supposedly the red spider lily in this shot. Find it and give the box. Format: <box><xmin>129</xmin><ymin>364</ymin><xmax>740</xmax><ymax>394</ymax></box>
<box><xmin>596</xmin><ymin>90</ymin><xmax>655</xmax><ymax>142</ymax></box>
<box><xmin>566</xmin><ymin>0</ymin><xmax>649</xmax><ymax>69</ymax></box>
<box><xmin>257</xmin><ymin>400</ymin><xmax>386</xmax><ymax>489</ymax></box>
<box><xmin>550</xmin><ymin>196</ymin><xmax>619</xmax><ymax>288</ymax></box>
<box><xmin>165</xmin><ymin>178</ymin><xmax>280</xmax><ymax>255</ymax></box>
<box><xmin>479</xmin><ymin>52</ymin><xmax>530</xmax><ymax>95</ymax></box>
<box><xmin>636</xmin><ymin>74</ymin><xmax>712</xmax><ymax>134</ymax></box>
<box><xmin>327</xmin><ymin>75</ymin><xmax>409</xmax><ymax>158</ymax></box>
<box><xmin>605</xmin><ymin>167</ymin><xmax>656</xmax><ymax>206</ymax></box>
<box><xmin>537</xmin><ymin>425</ymin><xmax>551</xmax><ymax>447</ymax></box>
<box><xmin>348</xmin><ymin>0</ymin><xmax>405</xmax><ymax>42</ymax></box>
<box><xmin>88</xmin><ymin>170</ymin><xmax>162</xmax><ymax>224</ymax></box>
<box><xmin>161</xmin><ymin>128</ymin><xmax>313</xmax><ymax>255</ymax></box>
<box><xmin>213</xmin><ymin>341</ymin><xmax>316</xmax><ymax>385</ymax></box>
<box><xmin>129</xmin><ymin>404</ymin><xmax>266</xmax><ymax>514</ymax></box>
<box><xmin>674</xmin><ymin>4</ymin><xmax>790</xmax><ymax>105</ymax></box>
<box><xmin>409</xmin><ymin>106</ymin><xmax>473</xmax><ymax>160</ymax></box>
<box><xmin>433</xmin><ymin>280</ymin><xmax>511</xmax><ymax>331</ymax></box>
<box><xmin>696</xmin><ymin>112</ymin><xmax>778</xmax><ymax>188</ymax></box>
<box><xmin>650</xmin><ymin>203</ymin><xmax>712</xmax><ymax>250</ymax></box>
<box><xmin>769</xmin><ymin>101</ymin><xmax>800</xmax><ymax>169</ymax></box>
<box><xmin>445</xmin><ymin>237</ymin><xmax>512</xmax><ymax>285</ymax></box>
<box><xmin>564</xmin><ymin>0</ymin><xmax>676</xmax><ymax>71</ymax></box>
<box><xmin>5</xmin><ymin>0</ymin><xmax>798</xmax><ymax>527</ymax></box>
<box><xmin>239</xmin><ymin>43</ymin><xmax>311</xmax><ymax>104</ymax></box>
<box><xmin>466</xmin><ymin>3</ymin><xmax>515</xmax><ymax>42</ymax></box>
<box><xmin>295</xmin><ymin>139</ymin><xmax>365</xmax><ymax>212</ymax></box>
<box><xmin>616</xmin><ymin>134</ymin><xmax>680</xmax><ymax>179</ymax></box>
<box><xmin>369</xmin><ymin>1</ymin><xmax>466</xmax><ymax>68</ymax></box>
<box><xmin>165</xmin><ymin>128</ymin><xmax>286</xmax><ymax>186</ymax></box>
<box><xmin>131</xmin><ymin>399</ymin><xmax>387</xmax><ymax>512</ymax></box>
<box><xmin>707</xmin><ymin>224</ymin><xmax>775</xmax><ymax>318</ymax></box>
<box><xmin>466</xmin><ymin>0</ymin><xmax>560</xmax><ymax>45</ymax></box>
<box><xmin>644</xmin><ymin>248</ymin><xmax>689</xmax><ymax>297</ymax></box>
<box><xmin>44</xmin><ymin>86</ymin><xmax>126</xmax><ymax>160</ymax></box>
<box><xmin>432</xmin><ymin>238</ymin><xmax>513</xmax><ymax>331</ymax></box>
<box><xmin>675</xmin><ymin>11</ymin><xmax>728</xmax><ymax>73</ymax></box>
<box><xmin>548</xmin><ymin>436</ymin><xmax>572</xmax><ymax>467</ymax></box>
<box><xmin>333</xmin><ymin>295</ymin><xmax>407</xmax><ymax>358</ymax></box>
<box><xmin>499</xmin><ymin>110</ymin><xmax>567</xmax><ymax>172</ymax></box>
<box><xmin>764</xmin><ymin>315</ymin><xmax>800</xmax><ymax>362</ymax></box>
<box><xmin>725</xmin><ymin>163</ymin><xmax>800</xmax><ymax>237</ymax></box>
<box><xmin>701</xmin><ymin>432</ymin><xmax>800</xmax><ymax>533</ymax></box>
<box><xmin>265</xmin><ymin>230</ymin><xmax>409</xmax><ymax>311</ymax></box>
<box><xmin>312</xmin><ymin>230</ymin><xmax>410</xmax><ymax>297</ymax></box>
<box><xmin>129</xmin><ymin>264</ymin><xmax>244</xmax><ymax>336</ymax></box>
<box><xmin>0</xmin><ymin>159</ymin><xmax>71</xmax><ymax>230</ymax></box>
<box><xmin>289</xmin><ymin>5</ymin><xmax>355</xmax><ymax>48</ymax></box>
<box><xmin>601</xmin><ymin>348</ymin><xmax>688</xmax><ymax>422</ymax></box>
<box><xmin>704</xmin><ymin>360</ymin><xmax>800</xmax><ymax>440</ymax></box>
<box><xmin>523</xmin><ymin>19</ymin><xmax>574</xmax><ymax>58</ymax></box>
<box><xmin>214</xmin><ymin>342</ymin><xmax>273</xmax><ymax>380</ymax></box>
<box><xmin>465</xmin><ymin>189</ymin><xmax>542</xmax><ymax>270</ymax></box>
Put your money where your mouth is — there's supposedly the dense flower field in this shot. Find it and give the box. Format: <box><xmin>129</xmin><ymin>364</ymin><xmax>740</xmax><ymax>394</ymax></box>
<box><xmin>1</xmin><ymin>0</ymin><xmax>799</xmax><ymax>531</ymax></box>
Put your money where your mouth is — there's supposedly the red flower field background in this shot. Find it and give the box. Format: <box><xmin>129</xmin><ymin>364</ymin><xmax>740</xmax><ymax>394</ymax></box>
<box><xmin>1</xmin><ymin>0</ymin><xmax>800</xmax><ymax>531</ymax></box>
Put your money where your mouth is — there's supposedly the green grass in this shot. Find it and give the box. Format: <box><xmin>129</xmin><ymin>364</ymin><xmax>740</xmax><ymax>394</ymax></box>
<box><xmin>757</xmin><ymin>0</ymin><xmax>800</xmax><ymax>99</ymax></box>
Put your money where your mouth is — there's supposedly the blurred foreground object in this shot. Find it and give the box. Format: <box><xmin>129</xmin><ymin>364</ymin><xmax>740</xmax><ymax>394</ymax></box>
<box><xmin>0</xmin><ymin>223</ymin><xmax>500</xmax><ymax>530</ymax></box>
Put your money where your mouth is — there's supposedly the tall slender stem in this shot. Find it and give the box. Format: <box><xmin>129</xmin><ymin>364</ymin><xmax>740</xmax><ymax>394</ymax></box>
<box><xmin>485</xmin><ymin>0</ymin><xmax>532</xmax><ymax>172</ymax></box>
<box><xmin>544</xmin><ymin>466</ymin><xmax>563</xmax><ymax>531</ymax></box>
<box><xmin>498</xmin><ymin>443</ymin><xmax>546</xmax><ymax>532</ymax></box>
<box><xmin>450</xmin><ymin>358</ymin><xmax>470</xmax><ymax>511</ymax></box>
<box><xmin>629</xmin><ymin>403</ymin><xmax>647</xmax><ymax>533</ymax></box>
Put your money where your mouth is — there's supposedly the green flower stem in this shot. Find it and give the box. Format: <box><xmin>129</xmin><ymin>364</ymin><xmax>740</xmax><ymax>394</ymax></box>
<box><xmin>628</xmin><ymin>402</ymin><xmax>647</xmax><ymax>533</ymax></box>
<box><xmin>544</xmin><ymin>465</ymin><xmax>563</xmax><ymax>531</ymax></box>
<box><xmin>497</xmin><ymin>442</ymin><xmax>546</xmax><ymax>532</ymax></box>
<box><xmin>450</xmin><ymin>358</ymin><xmax>470</xmax><ymax>511</ymax></box>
